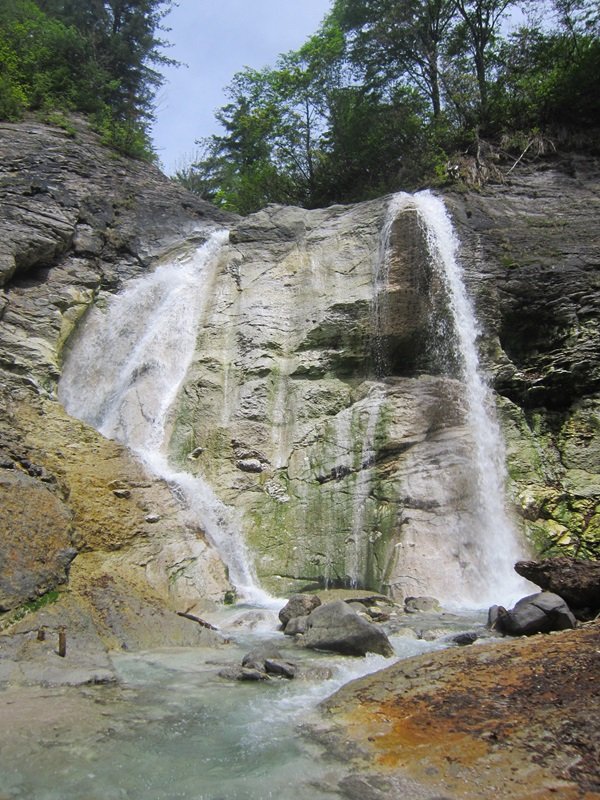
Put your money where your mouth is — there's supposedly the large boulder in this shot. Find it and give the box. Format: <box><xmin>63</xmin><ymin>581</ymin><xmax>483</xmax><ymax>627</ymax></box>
<box><xmin>278</xmin><ymin>594</ymin><xmax>321</xmax><ymax>629</ymax></box>
<box><xmin>514</xmin><ymin>558</ymin><xmax>600</xmax><ymax>616</ymax></box>
<box><xmin>301</xmin><ymin>600</ymin><xmax>394</xmax><ymax>657</ymax></box>
<box><xmin>493</xmin><ymin>592</ymin><xmax>577</xmax><ymax>636</ymax></box>
<box><xmin>404</xmin><ymin>596</ymin><xmax>441</xmax><ymax>614</ymax></box>
<box><xmin>0</xmin><ymin>470</ymin><xmax>76</xmax><ymax>611</ymax></box>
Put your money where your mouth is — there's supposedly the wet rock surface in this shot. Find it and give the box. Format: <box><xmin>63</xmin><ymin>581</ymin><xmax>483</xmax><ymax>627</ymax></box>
<box><xmin>0</xmin><ymin>116</ymin><xmax>231</xmax><ymax>289</ymax></box>
<box><xmin>300</xmin><ymin>600</ymin><xmax>395</xmax><ymax>657</ymax></box>
<box><xmin>313</xmin><ymin>619</ymin><xmax>600</xmax><ymax>800</ymax></box>
<box><xmin>279</xmin><ymin>593</ymin><xmax>322</xmax><ymax>629</ymax></box>
<box><xmin>492</xmin><ymin>591</ymin><xmax>577</xmax><ymax>636</ymax></box>
<box><xmin>0</xmin><ymin>117</ymin><xmax>233</xmax><ymax>656</ymax></box>
<box><xmin>218</xmin><ymin>641</ymin><xmax>334</xmax><ymax>683</ymax></box>
<box><xmin>446</xmin><ymin>158</ymin><xmax>600</xmax><ymax>561</ymax></box>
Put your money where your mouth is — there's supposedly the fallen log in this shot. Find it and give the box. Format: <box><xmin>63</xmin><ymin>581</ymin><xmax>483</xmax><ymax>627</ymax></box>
<box><xmin>176</xmin><ymin>611</ymin><xmax>219</xmax><ymax>631</ymax></box>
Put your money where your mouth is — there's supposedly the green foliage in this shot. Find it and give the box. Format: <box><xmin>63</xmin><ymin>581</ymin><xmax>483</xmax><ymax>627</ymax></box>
<box><xmin>491</xmin><ymin>25</ymin><xmax>600</xmax><ymax>133</ymax></box>
<box><xmin>178</xmin><ymin>0</ymin><xmax>598</xmax><ymax>212</ymax></box>
<box><xmin>0</xmin><ymin>0</ymin><xmax>175</xmax><ymax>159</ymax></box>
<box><xmin>332</xmin><ymin>0</ymin><xmax>455</xmax><ymax>118</ymax></box>
<box><xmin>0</xmin><ymin>589</ymin><xmax>60</xmax><ymax>631</ymax></box>
<box><xmin>43</xmin><ymin>110</ymin><xmax>77</xmax><ymax>136</ymax></box>
<box><xmin>94</xmin><ymin>109</ymin><xmax>154</xmax><ymax>160</ymax></box>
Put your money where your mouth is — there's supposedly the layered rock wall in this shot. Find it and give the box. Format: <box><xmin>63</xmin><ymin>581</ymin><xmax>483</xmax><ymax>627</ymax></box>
<box><xmin>445</xmin><ymin>159</ymin><xmax>600</xmax><ymax>560</ymax></box>
<box><xmin>1</xmin><ymin>118</ymin><xmax>598</xmax><ymax>634</ymax></box>
<box><xmin>166</xmin><ymin>201</ymin><xmax>491</xmax><ymax>602</ymax></box>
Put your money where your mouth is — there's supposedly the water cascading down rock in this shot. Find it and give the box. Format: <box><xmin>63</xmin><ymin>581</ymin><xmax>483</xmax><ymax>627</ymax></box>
<box><xmin>59</xmin><ymin>194</ymin><xmax>528</xmax><ymax>608</ymax></box>
<box><xmin>59</xmin><ymin>231</ymin><xmax>271</xmax><ymax>605</ymax></box>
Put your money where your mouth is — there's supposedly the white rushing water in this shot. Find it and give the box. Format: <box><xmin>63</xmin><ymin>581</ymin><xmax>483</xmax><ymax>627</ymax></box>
<box><xmin>59</xmin><ymin>230</ymin><xmax>273</xmax><ymax>606</ymax></box>
<box><xmin>381</xmin><ymin>191</ymin><xmax>528</xmax><ymax>605</ymax></box>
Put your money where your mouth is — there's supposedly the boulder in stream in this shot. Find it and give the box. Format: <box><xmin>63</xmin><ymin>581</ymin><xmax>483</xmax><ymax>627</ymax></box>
<box><xmin>279</xmin><ymin>594</ymin><xmax>321</xmax><ymax>629</ymax></box>
<box><xmin>404</xmin><ymin>596</ymin><xmax>441</xmax><ymax>614</ymax></box>
<box><xmin>301</xmin><ymin>600</ymin><xmax>394</xmax><ymax>657</ymax></box>
<box><xmin>218</xmin><ymin>666</ymin><xmax>270</xmax><ymax>682</ymax></box>
<box><xmin>491</xmin><ymin>592</ymin><xmax>577</xmax><ymax>636</ymax></box>
<box><xmin>219</xmin><ymin>645</ymin><xmax>305</xmax><ymax>682</ymax></box>
<box><xmin>241</xmin><ymin>644</ymin><xmax>283</xmax><ymax>671</ymax></box>
<box><xmin>514</xmin><ymin>557</ymin><xmax>600</xmax><ymax>618</ymax></box>
<box><xmin>264</xmin><ymin>659</ymin><xmax>297</xmax><ymax>679</ymax></box>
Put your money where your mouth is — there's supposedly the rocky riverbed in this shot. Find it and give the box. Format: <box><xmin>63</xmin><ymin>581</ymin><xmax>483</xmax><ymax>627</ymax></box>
<box><xmin>1</xmin><ymin>595</ymin><xmax>598</xmax><ymax>799</ymax></box>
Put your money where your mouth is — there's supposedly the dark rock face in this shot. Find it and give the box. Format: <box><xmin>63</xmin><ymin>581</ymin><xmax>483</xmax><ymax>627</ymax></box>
<box><xmin>515</xmin><ymin>557</ymin><xmax>600</xmax><ymax>613</ymax></box>
<box><xmin>447</xmin><ymin>157</ymin><xmax>600</xmax><ymax>560</ymax></box>
<box><xmin>218</xmin><ymin>666</ymin><xmax>270</xmax><ymax>682</ymax></box>
<box><xmin>0</xmin><ymin>116</ymin><xmax>232</xmax><ymax>289</ymax></box>
<box><xmin>283</xmin><ymin>615</ymin><xmax>309</xmax><ymax>636</ymax></box>
<box><xmin>447</xmin><ymin>158</ymin><xmax>600</xmax><ymax>412</ymax></box>
<box><xmin>301</xmin><ymin>600</ymin><xmax>394</xmax><ymax>657</ymax></box>
<box><xmin>495</xmin><ymin>591</ymin><xmax>577</xmax><ymax>636</ymax></box>
<box><xmin>452</xmin><ymin>631</ymin><xmax>478</xmax><ymax>646</ymax></box>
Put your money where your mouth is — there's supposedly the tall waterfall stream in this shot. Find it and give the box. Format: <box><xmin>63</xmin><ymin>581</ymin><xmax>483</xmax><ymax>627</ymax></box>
<box><xmin>31</xmin><ymin>192</ymin><xmax>531</xmax><ymax>799</ymax></box>
<box><xmin>379</xmin><ymin>192</ymin><xmax>528</xmax><ymax>605</ymax></box>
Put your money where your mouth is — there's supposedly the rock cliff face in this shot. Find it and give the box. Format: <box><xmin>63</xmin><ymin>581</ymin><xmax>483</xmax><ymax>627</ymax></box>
<box><xmin>444</xmin><ymin>162</ymin><xmax>600</xmax><ymax>561</ymax></box>
<box><xmin>166</xmin><ymin>200</ymin><xmax>501</xmax><ymax>603</ymax></box>
<box><xmin>0</xmin><ymin>119</ymin><xmax>598</xmax><ymax>641</ymax></box>
<box><xmin>0</xmin><ymin>117</ymin><xmax>233</xmax><ymax>650</ymax></box>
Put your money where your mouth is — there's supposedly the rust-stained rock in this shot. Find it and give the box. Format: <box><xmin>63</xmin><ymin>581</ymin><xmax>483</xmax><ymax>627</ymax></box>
<box><xmin>316</xmin><ymin>621</ymin><xmax>600</xmax><ymax>799</ymax></box>
<box><xmin>0</xmin><ymin>469</ymin><xmax>75</xmax><ymax>610</ymax></box>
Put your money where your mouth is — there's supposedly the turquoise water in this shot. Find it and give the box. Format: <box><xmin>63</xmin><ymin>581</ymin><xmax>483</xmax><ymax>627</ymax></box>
<box><xmin>0</xmin><ymin>617</ymin><xmax>449</xmax><ymax>800</ymax></box>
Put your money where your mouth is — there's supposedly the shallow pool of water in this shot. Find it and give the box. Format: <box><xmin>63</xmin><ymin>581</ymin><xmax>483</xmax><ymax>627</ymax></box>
<box><xmin>0</xmin><ymin>608</ymin><xmax>475</xmax><ymax>800</ymax></box>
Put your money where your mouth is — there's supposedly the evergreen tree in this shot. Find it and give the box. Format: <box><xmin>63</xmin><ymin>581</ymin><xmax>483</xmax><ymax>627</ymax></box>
<box><xmin>0</xmin><ymin>0</ymin><xmax>175</xmax><ymax>158</ymax></box>
<box><xmin>331</xmin><ymin>0</ymin><xmax>455</xmax><ymax>118</ymax></box>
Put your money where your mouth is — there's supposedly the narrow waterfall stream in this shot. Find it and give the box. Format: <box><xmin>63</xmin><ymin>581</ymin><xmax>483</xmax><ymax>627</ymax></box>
<box><xmin>59</xmin><ymin>231</ymin><xmax>270</xmax><ymax>606</ymax></box>
<box><xmin>379</xmin><ymin>191</ymin><xmax>529</xmax><ymax>605</ymax></box>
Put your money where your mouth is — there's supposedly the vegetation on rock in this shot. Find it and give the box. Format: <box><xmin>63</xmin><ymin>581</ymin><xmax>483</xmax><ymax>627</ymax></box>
<box><xmin>0</xmin><ymin>0</ymin><xmax>175</xmax><ymax>158</ymax></box>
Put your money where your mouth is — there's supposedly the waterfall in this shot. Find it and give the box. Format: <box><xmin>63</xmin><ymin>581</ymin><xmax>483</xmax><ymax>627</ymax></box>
<box><xmin>383</xmin><ymin>191</ymin><xmax>528</xmax><ymax>605</ymax></box>
<box><xmin>58</xmin><ymin>230</ymin><xmax>272</xmax><ymax>606</ymax></box>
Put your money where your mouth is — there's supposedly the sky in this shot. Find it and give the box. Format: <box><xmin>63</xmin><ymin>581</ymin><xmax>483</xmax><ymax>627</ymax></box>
<box><xmin>151</xmin><ymin>0</ymin><xmax>333</xmax><ymax>175</ymax></box>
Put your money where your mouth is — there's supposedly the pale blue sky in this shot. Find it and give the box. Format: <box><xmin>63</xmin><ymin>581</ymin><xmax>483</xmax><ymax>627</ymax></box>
<box><xmin>152</xmin><ymin>0</ymin><xmax>333</xmax><ymax>174</ymax></box>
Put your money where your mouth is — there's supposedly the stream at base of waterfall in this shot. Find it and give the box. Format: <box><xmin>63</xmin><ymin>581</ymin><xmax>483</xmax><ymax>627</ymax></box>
<box><xmin>0</xmin><ymin>605</ymin><xmax>491</xmax><ymax>800</ymax></box>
